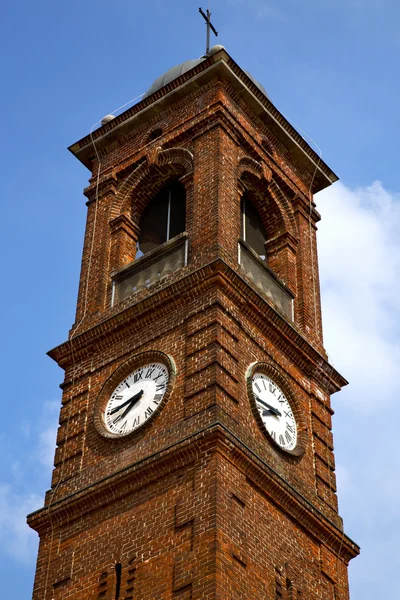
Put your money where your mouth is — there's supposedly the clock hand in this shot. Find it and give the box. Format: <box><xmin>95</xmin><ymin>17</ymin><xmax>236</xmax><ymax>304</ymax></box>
<box><xmin>114</xmin><ymin>390</ymin><xmax>145</xmax><ymax>422</ymax></box>
<box><xmin>119</xmin><ymin>398</ymin><xmax>140</xmax><ymax>421</ymax></box>
<box><xmin>256</xmin><ymin>396</ymin><xmax>282</xmax><ymax>417</ymax></box>
<box><xmin>262</xmin><ymin>409</ymin><xmax>278</xmax><ymax>417</ymax></box>
<box><xmin>110</xmin><ymin>390</ymin><xmax>144</xmax><ymax>415</ymax></box>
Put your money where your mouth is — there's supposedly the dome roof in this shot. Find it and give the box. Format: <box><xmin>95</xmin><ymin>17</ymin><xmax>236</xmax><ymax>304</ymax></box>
<box><xmin>143</xmin><ymin>46</ymin><xmax>268</xmax><ymax>99</ymax></box>
<box><xmin>143</xmin><ymin>58</ymin><xmax>206</xmax><ymax>99</ymax></box>
<box><xmin>242</xmin><ymin>69</ymin><xmax>268</xmax><ymax>98</ymax></box>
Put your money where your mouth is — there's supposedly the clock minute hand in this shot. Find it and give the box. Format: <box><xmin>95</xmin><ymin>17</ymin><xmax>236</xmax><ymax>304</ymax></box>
<box><xmin>256</xmin><ymin>396</ymin><xmax>282</xmax><ymax>417</ymax></box>
<box><xmin>116</xmin><ymin>390</ymin><xmax>145</xmax><ymax>422</ymax></box>
<box><xmin>110</xmin><ymin>390</ymin><xmax>144</xmax><ymax>415</ymax></box>
<box><xmin>119</xmin><ymin>400</ymin><xmax>138</xmax><ymax>421</ymax></box>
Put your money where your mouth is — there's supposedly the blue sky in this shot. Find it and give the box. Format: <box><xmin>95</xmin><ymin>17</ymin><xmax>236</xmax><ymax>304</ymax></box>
<box><xmin>1</xmin><ymin>0</ymin><xmax>399</xmax><ymax>597</ymax></box>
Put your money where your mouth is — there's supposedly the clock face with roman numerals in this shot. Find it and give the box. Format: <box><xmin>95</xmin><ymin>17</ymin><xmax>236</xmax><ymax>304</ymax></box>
<box><xmin>104</xmin><ymin>362</ymin><xmax>169</xmax><ymax>436</ymax></box>
<box><xmin>252</xmin><ymin>373</ymin><xmax>297</xmax><ymax>452</ymax></box>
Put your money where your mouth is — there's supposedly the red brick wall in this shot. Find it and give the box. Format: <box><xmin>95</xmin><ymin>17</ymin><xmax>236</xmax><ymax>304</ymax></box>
<box><xmin>29</xmin><ymin>72</ymin><xmax>358</xmax><ymax>598</ymax></box>
<box><xmin>31</xmin><ymin>442</ymin><xmax>352</xmax><ymax>599</ymax></box>
<box><xmin>71</xmin><ymin>80</ymin><xmax>324</xmax><ymax>351</ymax></box>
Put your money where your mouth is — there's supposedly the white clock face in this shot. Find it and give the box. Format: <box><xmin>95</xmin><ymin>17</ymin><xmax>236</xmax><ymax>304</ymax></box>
<box><xmin>104</xmin><ymin>362</ymin><xmax>169</xmax><ymax>436</ymax></box>
<box><xmin>252</xmin><ymin>373</ymin><xmax>297</xmax><ymax>451</ymax></box>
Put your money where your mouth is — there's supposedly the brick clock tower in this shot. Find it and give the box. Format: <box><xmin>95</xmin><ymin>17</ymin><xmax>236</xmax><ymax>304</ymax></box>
<box><xmin>28</xmin><ymin>46</ymin><xmax>359</xmax><ymax>599</ymax></box>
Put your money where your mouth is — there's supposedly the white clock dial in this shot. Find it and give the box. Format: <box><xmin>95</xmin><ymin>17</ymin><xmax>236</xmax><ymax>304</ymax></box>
<box><xmin>252</xmin><ymin>373</ymin><xmax>297</xmax><ymax>451</ymax></box>
<box><xmin>104</xmin><ymin>362</ymin><xmax>169</xmax><ymax>436</ymax></box>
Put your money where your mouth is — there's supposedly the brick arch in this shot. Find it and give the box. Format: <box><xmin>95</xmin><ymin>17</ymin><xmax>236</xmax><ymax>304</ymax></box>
<box><xmin>111</xmin><ymin>147</ymin><xmax>194</xmax><ymax>220</ymax></box>
<box><xmin>158</xmin><ymin>147</ymin><xmax>194</xmax><ymax>173</ymax></box>
<box><xmin>237</xmin><ymin>156</ymin><xmax>272</xmax><ymax>182</ymax></box>
<box><xmin>268</xmin><ymin>178</ymin><xmax>297</xmax><ymax>238</ymax></box>
<box><xmin>238</xmin><ymin>162</ymin><xmax>297</xmax><ymax>240</ymax></box>
<box><xmin>110</xmin><ymin>159</ymin><xmax>150</xmax><ymax>221</ymax></box>
<box><xmin>238</xmin><ymin>156</ymin><xmax>264</xmax><ymax>180</ymax></box>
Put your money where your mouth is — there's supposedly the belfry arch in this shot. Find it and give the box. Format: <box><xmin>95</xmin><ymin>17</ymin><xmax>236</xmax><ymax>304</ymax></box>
<box><xmin>237</xmin><ymin>161</ymin><xmax>298</xmax><ymax>293</ymax></box>
<box><xmin>112</xmin><ymin>147</ymin><xmax>194</xmax><ymax>221</ymax></box>
<box><xmin>109</xmin><ymin>147</ymin><xmax>194</xmax><ymax>275</ymax></box>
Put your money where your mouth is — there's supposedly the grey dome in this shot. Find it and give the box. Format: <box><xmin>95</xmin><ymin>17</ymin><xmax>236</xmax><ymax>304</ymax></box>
<box><xmin>243</xmin><ymin>70</ymin><xmax>268</xmax><ymax>98</ymax></box>
<box><xmin>143</xmin><ymin>58</ymin><xmax>206</xmax><ymax>99</ymax></box>
<box><xmin>143</xmin><ymin>47</ymin><xmax>268</xmax><ymax>99</ymax></box>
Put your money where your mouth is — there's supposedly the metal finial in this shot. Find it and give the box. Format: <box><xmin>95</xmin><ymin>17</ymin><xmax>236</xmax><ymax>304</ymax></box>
<box><xmin>199</xmin><ymin>7</ymin><xmax>218</xmax><ymax>54</ymax></box>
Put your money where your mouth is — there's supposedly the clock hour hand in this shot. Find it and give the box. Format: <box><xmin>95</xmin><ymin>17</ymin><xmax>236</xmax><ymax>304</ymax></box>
<box><xmin>110</xmin><ymin>390</ymin><xmax>144</xmax><ymax>415</ymax></box>
<box><xmin>255</xmin><ymin>396</ymin><xmax>282</xmax><ymax>417</ymax></box>
<box><xmin>118</xmin><ymin>398</ymin><xmax>141</xmax><ymax>421</ymax></box>
<box><xmin>113</xmin><ymin>390</ymin><xmax>144</xmax><ymax>422</ymax></box>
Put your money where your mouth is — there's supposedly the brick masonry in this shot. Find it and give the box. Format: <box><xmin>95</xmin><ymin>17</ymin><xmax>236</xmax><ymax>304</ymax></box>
<box><xmin>28</xmin><ymin>49</ymin><xmax>359</xmax><ymax>598</ymax></box>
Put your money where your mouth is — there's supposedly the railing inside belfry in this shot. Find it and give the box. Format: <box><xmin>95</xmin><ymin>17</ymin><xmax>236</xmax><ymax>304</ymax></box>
<box><xmin>112</xmin><ymin>232</ymin><xmax>188</xmax><ymax>305</ymax></box>
<box><xmin>238</xmin><ymin>239</ymin><xmax>294</xmax><ymax>321</ymax></box>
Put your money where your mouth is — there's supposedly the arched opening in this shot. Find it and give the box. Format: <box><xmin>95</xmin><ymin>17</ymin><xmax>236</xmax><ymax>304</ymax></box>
<box><xmin>240</xmin><ymin>192</ymin><xmax>268</xmax><ymax>261</ymax></box>
<box><xmin>112</xmin><ymin>179</ymin><xmax>188</xmax><ymax>304</ymax></box>
<box><xmin>137</xmin><ymin>180</ymin><xmax>186</xmax><ymax>257</ymax></box>
<box><xmin>238</xmin><ymin>188</ymin><xmax>294</xmax><ymax>321</ymax></box>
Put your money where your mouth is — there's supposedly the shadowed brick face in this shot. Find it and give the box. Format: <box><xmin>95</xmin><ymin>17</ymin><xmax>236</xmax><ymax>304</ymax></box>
<box><xmin>28</xmin><ymin>48</ymin><xmax>359</xmax><ymax>599</ymax></box>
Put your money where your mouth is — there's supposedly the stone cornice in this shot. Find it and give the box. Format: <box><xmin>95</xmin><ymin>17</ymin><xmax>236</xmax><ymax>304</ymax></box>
<box><xmin>27</xmin><ymin>423</ymin><xmax>359</xmax><ymax>562</ymax></box>
<box><xmin>48</xmin><ymin>260</ymin><xmax>347</xmax><ymax>393</ymax></box>
<box><xmin>68</xmin><ymin>49</ymin><xmax>337</xmax><ymax>193</ymax></box>
<box><xmin>79</xmin><ymin>98</ymin><xmax>313</xmax><ymax>207</ymax></box>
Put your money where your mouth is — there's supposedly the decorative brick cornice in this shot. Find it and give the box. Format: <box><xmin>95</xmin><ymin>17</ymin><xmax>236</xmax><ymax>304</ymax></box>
<box><xmin>109</xmin><ymin>213</ymin><xmax>140</xmax><ymax>237</ymax></box>
<box><xmin>27</xmin><ymin>424</ymin><xmax>359</xmax><ymax>562</ymax></box>
<box><xmin>292</xmin><ymin>194</ymin><xmax>322</xmax><ymax>224</ymax></box>
<box><xmin>266</xmin><ymin>230</ymin><xmax>299</xmax><ymax>255</ymax></box>
<box><xmin>48</xmin><ymin>260</ymin><xmax>346</xmax><ymax>393</ymax></box>
<box><xmin>102</xmin><ymin>99</ymin><xmax>311</xmax><ymax>211</ymax></box>
<box><xmin>68</xmin><ymin>49</ymin><xmax>337</xmax><ymax>194</ymax></box>
<box><xmin>84</xmin><ymin>173</ymin><xmax>118</xmax><ymax>205</ymax></box>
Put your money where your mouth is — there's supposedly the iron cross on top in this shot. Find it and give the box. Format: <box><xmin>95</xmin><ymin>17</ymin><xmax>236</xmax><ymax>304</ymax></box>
<box><xmin>199</xmin><ymin>7</ymin><xmax>218</xmax><ymax>54</ymax></box>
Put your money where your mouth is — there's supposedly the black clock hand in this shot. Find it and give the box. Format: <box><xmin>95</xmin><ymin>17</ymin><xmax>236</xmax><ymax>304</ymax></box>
<box><xmin>256</xmin><ymin>396</ymin><xmax>282</xmax><ymax>417</ymax></box>
<box><xmin>110</xmin><ymin>390</ymin><xmax>144</xmax><ymax>415</ymax></box>
<box><xmin>114</xmin><ymin>390</ymin><xmax>144</xmax><ymax>422</ymax></box>
<box><xmin>119</xmin><ymin>398</ymin><xmax>140</xmax><ymax>421</ymax></box>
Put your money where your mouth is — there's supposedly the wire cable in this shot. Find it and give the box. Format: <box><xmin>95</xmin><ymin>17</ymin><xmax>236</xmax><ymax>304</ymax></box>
<box><xmin>72</xmin><ymin>93</ymin><xmax>144</xmax><ymax>337</ymax></box>
<box><xmin>43</xmin><ymin>92</ymin><xmax>144</xmax><ymax>596</ymax></box>
<box><xmin>263</xmin><ymin>121</ymin><xmax>346</xmax><ymax>588</ymax></box>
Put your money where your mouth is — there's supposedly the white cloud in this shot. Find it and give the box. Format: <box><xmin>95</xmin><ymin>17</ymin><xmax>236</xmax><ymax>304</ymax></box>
<box><xmin>37</xmin><ymin>425</ymin><xmax>57</xmax><ymax>469</ymax></box>
<box><xmin>0</xmin><ymin>485</ymin><xmax>40</xmax><ymax>564</ymax></box>
<box><xmin>317</xmin><ymin>180</ymin><xmax>400</xmax><ymax>597</ymax></box>
<box><xmin>0</xmin><ymin>400</ymin><xmax>59</xmax><ymax>565</ymax></box>
<box><xmin>37</xmin><ymin>401</ymin><xmax>59</xmax><ymax>468</ymax></box>
<box><xmin>317</xmin><ymin>180</ymin><xmax>400</xmax><ymax>410</ymax></box>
